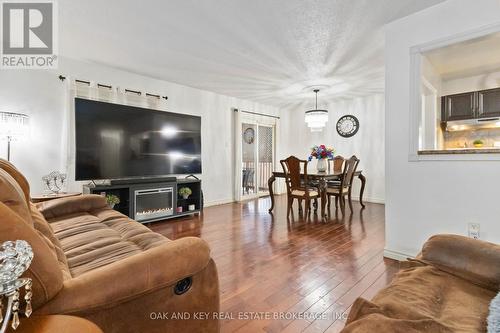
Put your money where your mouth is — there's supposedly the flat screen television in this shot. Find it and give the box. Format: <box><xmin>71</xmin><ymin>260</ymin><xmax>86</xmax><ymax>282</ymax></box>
<box><xmin>75</xmin><ymin>98</ymin><xmax>202</xmax><ymax>180</ymax></box>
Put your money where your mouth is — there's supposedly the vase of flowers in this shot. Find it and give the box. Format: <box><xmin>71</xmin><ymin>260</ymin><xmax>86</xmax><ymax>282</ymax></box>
<box><xmin>316</xmin><ymin>158</ymin><xmax>328</xmax><ymax>172</ymax></box>
<box><xmin>308</xmin><ymin>145</ymin><xmax>335</xmax><ymax>172</ymax></box>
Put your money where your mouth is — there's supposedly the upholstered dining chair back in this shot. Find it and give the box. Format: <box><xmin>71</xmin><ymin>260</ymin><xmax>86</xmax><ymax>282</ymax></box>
<box><xmin>340</xmin><ymin>155</ymin><xmax>360</xmax><ymax>189</ymax></box>
<box><xmin>280</xmin><ymin>156</ymin><xmax>308</xmax><ymax>192</ymax></box>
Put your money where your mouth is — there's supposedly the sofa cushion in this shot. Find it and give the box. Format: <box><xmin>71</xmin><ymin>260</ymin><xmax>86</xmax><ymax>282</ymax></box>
<box><xmin>37</xmin><ymin>195</ymin><xmax>108</xmax><ymax>220</ymax></box>
<box><xmin>420</xmin><ymin>234</ymin><xmax>500</xmax><ymax>291</ymax></box>
<box><xmin>0</xmin><ymin>158</ymin><xmax>30</xmax><ymax>203</ymax></box>
<box><xmin>30</xmin><ymin>203</ymin><xmax>72</xmax><ymax>280</ymax></box>
<box><xmin>0</xmin><ymin>168</ymin><xmax>32</xmax><ymax>225</ymax></box>
<box><xmin>0</xmin><ymin>202</ymin><xmax>64</xmax><ymax>310</ymax></box>
<box><xmin>41</xmin><ymin>204</ymin><xmax>169</xmax><ymax>276</ymax></box>
<box><xmin>16</xmin><ymin>314</ymin><xmax>103</xmax><ymax>333</ymax></box>
<box><xmin>343</xmin><ymin>264</ymin><xmax>496</xmax><ymax>333</ymax></box>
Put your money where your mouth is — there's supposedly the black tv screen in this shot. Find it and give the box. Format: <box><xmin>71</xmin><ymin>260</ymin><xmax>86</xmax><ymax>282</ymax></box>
<box><xmin>75</xmin><ymin>98</ymin><xmax>202</xmax><ymax>180</ymax></box>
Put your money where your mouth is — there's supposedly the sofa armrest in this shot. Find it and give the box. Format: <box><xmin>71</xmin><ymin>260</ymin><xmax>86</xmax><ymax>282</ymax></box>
<box><xmin>39</xmin><ymin>237</ymin><xmax>211</xmax><ymax>313</ymax></box>
<box><xmin>419</xmin><ymin>234</ymin><xmax>500</xmax><ymax>290</ymax></box>
<box><xmin>36</xmin><ymin>195</ymin><xmax>108</xmax><ymax>219</ymax></box>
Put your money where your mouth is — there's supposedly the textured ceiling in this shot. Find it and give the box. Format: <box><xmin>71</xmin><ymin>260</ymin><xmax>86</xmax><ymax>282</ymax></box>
<box><xmin>59</xmin><ymin>0</ymin><xmax>444</xmax><ymax>108</ymax></box>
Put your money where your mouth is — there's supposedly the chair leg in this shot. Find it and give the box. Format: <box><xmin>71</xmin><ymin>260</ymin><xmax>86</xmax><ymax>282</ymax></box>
<box><xmin>298</xmin><ymin>198</ymin><xmax>302</xmax><ymax>213</ymax></box>
<box><xmin>340</xmin><ymin>195</ymin><xmax>345</xmax><ymax>216</ymax></box>
<box><xmin>335</xmin><ymin>196</ymin><xmax>339</xmax><ymax>209</ymax></box>
<box><xmin>313</xmin><ymin>198</ymin><xmax>318</xmax><ymax>211</ymax></box>
<box><xmin>348</xmin><ymin>191</ymin><xmax>354</xmax><ymax>212</ymax></box>
<box><xmin>305</xmin><ymin>199</ymin><xmax>310</xmax><ymax>217</ymax></box>
<box><xmin>327</xmin><ymin>195</ymin><xmax>331</xmax><ymax>211</ymax></box>
<box><xmin>287</xmin><ymin>197</ymin><xmax>292</xmax><ymax>217</ymax></box>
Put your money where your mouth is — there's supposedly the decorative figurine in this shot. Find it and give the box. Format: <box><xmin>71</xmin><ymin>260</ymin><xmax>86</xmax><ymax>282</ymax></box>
<box><xmin>42</xmin><ymin>171</ymin><xmax>67</xmax><ymax>194</ymax></box>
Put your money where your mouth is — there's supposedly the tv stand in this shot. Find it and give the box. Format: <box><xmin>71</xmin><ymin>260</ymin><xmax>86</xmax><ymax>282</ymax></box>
<box><xmin>83</xmin><ymin>178</ymin><xmax>202</xmax><ymax>223</ymax></box>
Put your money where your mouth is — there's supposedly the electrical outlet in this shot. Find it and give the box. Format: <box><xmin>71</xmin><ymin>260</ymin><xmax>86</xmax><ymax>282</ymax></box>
<box><xmin>468</xmin><ymin>223</ymin><xmax>480</xmax><ymax>239</ymax></box>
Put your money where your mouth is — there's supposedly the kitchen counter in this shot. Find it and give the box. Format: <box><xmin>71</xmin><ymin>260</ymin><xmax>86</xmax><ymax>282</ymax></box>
<box><xmin>418</xmin><ymin>148</ymin><xmax>500</xmax><ymax>155</ymax></box>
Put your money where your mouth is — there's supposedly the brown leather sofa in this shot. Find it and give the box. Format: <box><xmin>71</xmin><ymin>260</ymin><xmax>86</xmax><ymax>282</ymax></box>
<box><xmin>0</xmin><ymin>159</ymin><xmax>219</xmax><ymax>333</ymax></box>
<box><xmin>342</xmin><ymin>234</ymin><xmax>500</xmax><ymax>333</ymax></box>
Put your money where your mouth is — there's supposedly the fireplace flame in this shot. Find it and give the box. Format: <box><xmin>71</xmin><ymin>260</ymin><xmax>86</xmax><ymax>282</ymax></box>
<box><xmin>137</xmin><ymin>208</ymin><xmax>173</xmax><ymax>217</ymax></box>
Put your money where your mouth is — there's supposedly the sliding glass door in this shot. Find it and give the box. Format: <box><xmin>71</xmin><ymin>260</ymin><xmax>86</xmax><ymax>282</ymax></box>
<box><xmin>236</xmin><ymin>112</ymin><xmax>276</xmax><ymax>201</ymax></box>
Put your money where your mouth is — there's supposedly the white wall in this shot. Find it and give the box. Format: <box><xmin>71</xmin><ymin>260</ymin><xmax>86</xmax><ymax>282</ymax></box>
<box><xmin>0</xmin><ymin>57</ymin><xmax>283</xmax><ymax>206</ymax></box>
<box><xmin>385</xmin><ymin>0</ymin><xmax>500</xmax><ymax>259</ymax></box>
<box><xmin>284</xmin><ymin>94</ymin><xmax>385</xmax><ymax>203</ymax></box>
<box><xmin>442</xmin><ymin>69</ymin><xmax>500</xmax><ymax>95</ymax></box>
<box><xmin>421</xmin><ymin>56</ymin><xmax>443</xmax><ymax>150</ymax></box>
<box><xmin>421</xmin><ymin>56</ymin><xmax>443</xmax><ymax>93</ymax></box>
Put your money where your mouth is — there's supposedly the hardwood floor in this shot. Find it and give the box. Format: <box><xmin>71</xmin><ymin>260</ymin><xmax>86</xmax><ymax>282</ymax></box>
<box><xmin>148</xmin><ymin>195</ymin><xmax>400</xmax><ymax>333</ymax></box>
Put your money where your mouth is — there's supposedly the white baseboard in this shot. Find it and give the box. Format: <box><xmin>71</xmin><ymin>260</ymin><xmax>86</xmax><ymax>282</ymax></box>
<box><xmin>383</xmin><ymin>249</ymin><xmax>415</xmax><ymax>261</ymax></box>
<box><xmin>350</xmin><ymin>196</ymin><xmax>385</xmax><ymax>205</ymax></box>
<box><xmin>203</xmin><ymin>195</ymin><xmax>383</xmax><ymax>207</ymax></box>
<box><xmin>204</xmin><ymin>198</ymin><xmax>234</xmax><ymax>207</ymax></box>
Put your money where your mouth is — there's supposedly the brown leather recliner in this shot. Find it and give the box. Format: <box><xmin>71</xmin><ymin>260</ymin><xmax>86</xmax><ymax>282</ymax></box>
<box><xmin>0</xmin><ymin>159</ymin><xmax>220</xmax><ymax>333</ymax></box>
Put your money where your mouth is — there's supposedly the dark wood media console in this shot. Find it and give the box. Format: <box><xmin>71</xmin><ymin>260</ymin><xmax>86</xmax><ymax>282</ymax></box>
<box><xmin>83</xmin><ymin>177</ymin><xmax>202</xmax><ymax>223</ymax></box>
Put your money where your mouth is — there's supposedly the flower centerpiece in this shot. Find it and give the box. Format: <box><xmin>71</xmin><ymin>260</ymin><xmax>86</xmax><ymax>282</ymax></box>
<box><xmin>308</xmin><ymin>145</ymin><xmax>335</xmax><ymax>172</ymax></box>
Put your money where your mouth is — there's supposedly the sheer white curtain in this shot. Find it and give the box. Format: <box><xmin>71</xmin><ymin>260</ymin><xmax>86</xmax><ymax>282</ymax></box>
<box><xmin>61</xmin><ymin>79</ymin><xmax>163</xmax><ymax>191</ymax></box>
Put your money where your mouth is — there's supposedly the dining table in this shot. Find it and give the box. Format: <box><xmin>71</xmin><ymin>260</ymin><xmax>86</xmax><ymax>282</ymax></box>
<box><xmin>267</xmin><ymin>170</ymin><xmax>366</xmax><ymax>218</ymax></box>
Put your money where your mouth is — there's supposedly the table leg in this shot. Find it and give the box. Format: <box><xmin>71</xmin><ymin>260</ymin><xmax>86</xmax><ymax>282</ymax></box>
<box><xmin>268</xmin><ymin>174</ymin><xmax>276</xmax><ymax>213</ymax></box>
<box><xmin>358</xmin><ymin>173</ymin><xmax>366</xmax><ymax>208</ymax></box>
<box><xmin>319</xmin><ymin>178</ymin><xmax>327</xmax><ymax>219</ymax></box>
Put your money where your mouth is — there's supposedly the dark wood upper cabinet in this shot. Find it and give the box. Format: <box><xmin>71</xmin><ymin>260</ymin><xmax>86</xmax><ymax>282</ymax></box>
<box><xmin>442</xmin><ymin>92</ymin><xmax>476</xmax><ymax>121</ymax></box>
<box><xmin>477</xmin><ymin>88</ymin><xmax>500</xmax><ymax>119</ymax></box>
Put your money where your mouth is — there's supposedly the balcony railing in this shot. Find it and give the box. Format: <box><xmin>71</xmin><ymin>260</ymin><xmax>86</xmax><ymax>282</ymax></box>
<box><xmin>242</xmin><ymin>161</ymin><xmax>273</xmax><ymax>194</ymax></box>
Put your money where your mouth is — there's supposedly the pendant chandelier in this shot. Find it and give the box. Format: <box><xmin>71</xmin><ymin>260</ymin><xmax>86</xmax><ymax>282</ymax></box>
<box><xmin>304</xmin><ymin>89</ymin><xmax>328</xmax><ymax>132</ymax></box>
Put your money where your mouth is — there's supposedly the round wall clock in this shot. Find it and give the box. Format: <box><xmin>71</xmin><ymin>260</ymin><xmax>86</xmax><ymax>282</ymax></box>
<box><xmin>336</xmin><ymin>115</ymin><xmax>359</xmax><ymax>138</ymax></box>
<box><xmin>243</xmin><ymin>127</ymin><xmax>255</xmax><ymax>144</ymax></box>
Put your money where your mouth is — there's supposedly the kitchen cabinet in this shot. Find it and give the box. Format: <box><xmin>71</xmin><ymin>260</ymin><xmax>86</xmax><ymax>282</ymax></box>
<box><xmin>477</xmin><ymin>88</ymin><xmax>500</xmax><ymax>119</ymax></box>
<box><xmin>442</xmin><ymin>92</ymin><xmax>476</xmax><ymax>121</ymax></box>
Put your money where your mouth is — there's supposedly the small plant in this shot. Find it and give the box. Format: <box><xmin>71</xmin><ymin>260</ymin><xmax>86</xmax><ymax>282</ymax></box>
<box><xmin>106</xmin><ymin>194</ymin><xmax>120</xmax><ymax>206</ymax></box>
<box><xmin>179</xmin><ymin>187</ymin><xmax>192</xmax><ymax>199</ymax></box>
<box><xmin>473</xmin><ymin>139</ymin><xmax>484</xmax><ymax>145</ymax></box>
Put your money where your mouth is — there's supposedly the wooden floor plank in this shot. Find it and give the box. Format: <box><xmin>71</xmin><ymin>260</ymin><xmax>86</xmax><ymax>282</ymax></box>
<box><xmin>148</xmin><ymin>195</ymin><xmax>398</xmax><ymax>333</ymax></box>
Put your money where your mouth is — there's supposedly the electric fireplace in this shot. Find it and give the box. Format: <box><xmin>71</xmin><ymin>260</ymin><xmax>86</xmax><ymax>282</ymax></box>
<box><xmin>134</xmin><ymin>187</ymin><xmax>174</xmax><ymax>222</ymax></box>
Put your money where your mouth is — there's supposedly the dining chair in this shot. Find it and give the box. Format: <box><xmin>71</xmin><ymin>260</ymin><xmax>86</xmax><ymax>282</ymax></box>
<box><xmin>247</xmin><ymin>169</ymin><xmax>255</xmax><ymax>193</ymax></box>
<box><xmin>327</xmin><ymin>155</ymin><xmax>345</xmax><ymax>187</ymax></box>
<box><xmin>280</xmin><ymin>156</ymin><xmax>320</xmax><ymax>218</ymax></box>
<box><xmin>242</xmin><ymin>169</ymin><xmax>249</xmax><ymax>194</ymax></box>
<box><xmin>326</xmin><ymin>155</ymin><xmax>360</xmax><ymax>215</ymax></box>
<box><xmin>331</xmin><ymin>155</ymin><xmax>345</xmax><ymax>173</ymax></box>
<box><xmin>242</xmin><ymin>169</ymin><xmax>255</xmax><ymax>194</ymax></box>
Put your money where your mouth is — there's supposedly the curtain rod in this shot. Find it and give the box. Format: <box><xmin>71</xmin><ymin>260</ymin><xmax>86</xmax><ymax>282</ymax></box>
<box><xmin>234</xmin><ymin>108</ymin><xmax>280</xmax><ymax>119</ymax></box>
<box><xmin>58</xmin><ymin>74</ymin><xmax>169</xmax><ymax>100</ymax></box>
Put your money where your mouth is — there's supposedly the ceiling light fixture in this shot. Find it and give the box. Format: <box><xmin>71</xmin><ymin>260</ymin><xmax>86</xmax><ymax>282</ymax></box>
<box><xmin>304</xmin><ymin>89</ymin><xmax>328</xmax><ymax>132</ymax></box>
